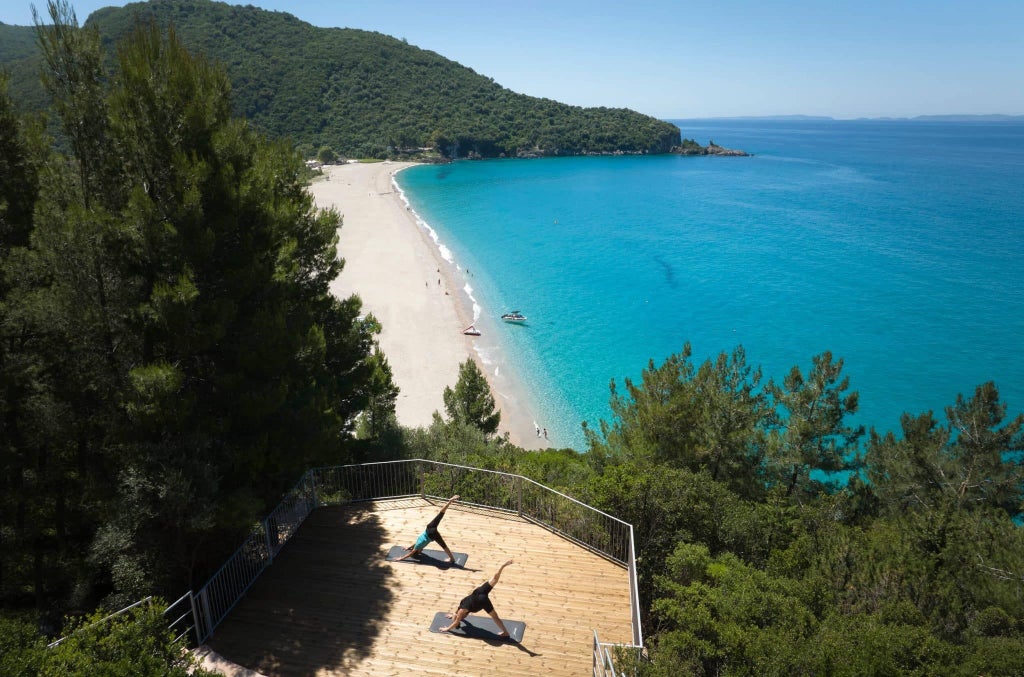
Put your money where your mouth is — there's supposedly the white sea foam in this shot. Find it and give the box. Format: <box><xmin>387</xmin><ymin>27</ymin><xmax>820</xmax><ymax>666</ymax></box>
<box><xmin>424</xmin><ymin>222</ymin><xmax>439</xmax><ymax>243</ymax></box>
<box><xmin>463</xmin><ymin>284</ymin><xmax>482</xmax><ymax>322</ymax></box>
<box><xmin>393</xmin><ymin>172</ymin><xmax>484</xmax><ymax>320</ymax></box>
<box><xmin>393</xmin><ymin>167</ymin><xmax>544</xmax><ymax>448</ymax></box>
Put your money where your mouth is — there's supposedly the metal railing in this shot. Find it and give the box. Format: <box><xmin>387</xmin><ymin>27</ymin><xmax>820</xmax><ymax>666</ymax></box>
<box><xmin>47</xmin><ymin>597</ymin><xmax>155</xmax><ymax>649</ymax></box>
<box><xmin>312</xmin><ymin>460</ymin><xmax>636</xmax><ymax>566</ymax></box>
<box><xmin>47</xmin><ymin>593</ymin><xmax>196</xmax><ymax>649</ymax></box>
<box><xmin>193</xmin><ymin>471</ymin><xmax>319</xmax><ymax>644</ymax></box>
<box><xmin>594</xmin><ymin>630</ymin><xmax>645</xmax><ymax>677</ymax></box>
<box><xmin>164</xmin><ymin>591</ymin><xmax>198</xmax><ymax>646</ymax></box>
<box><xmin>594</xmin><ymin>631</ymin><xmax>618</xmax><ymax>676</ymax></box>
<box><xmin>185</xmin><ymin>459</ymin><xmax>642</xmax><ymax>658</ymax></box>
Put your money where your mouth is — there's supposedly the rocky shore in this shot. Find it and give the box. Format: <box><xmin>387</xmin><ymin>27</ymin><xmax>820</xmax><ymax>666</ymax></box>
<box><xmin>411</xmin><ymin>140</ymin><xmax>750</xmax><ymax>162</ymax></box>
<box><xmin>671</xmin><ymin>139</ymin><xmax>751</xmax><ymax>156</ymax></box>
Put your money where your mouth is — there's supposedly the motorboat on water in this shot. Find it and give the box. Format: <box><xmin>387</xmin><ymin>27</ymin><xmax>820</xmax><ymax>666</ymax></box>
<box><xmin>501</xmin><ymin>311</ymin><xmax>527</xmax><ymax>323</ymax></box>
<box><xmin>463</xmin><ymin>324</ymin><xmax>481</xmax><ymax>336</ymax></box>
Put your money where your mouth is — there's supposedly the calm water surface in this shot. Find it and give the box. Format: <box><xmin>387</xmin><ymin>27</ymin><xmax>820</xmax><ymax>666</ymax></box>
<box><xmin>396</xmin><ymin>120</ymin><xmax>1024</xmax><ymax>450</ymax></box>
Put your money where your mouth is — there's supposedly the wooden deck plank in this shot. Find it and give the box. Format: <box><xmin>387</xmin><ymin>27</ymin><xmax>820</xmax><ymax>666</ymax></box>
<box><xmin>204</xmin><ymin>498</ymin><xmax>634</xmax><ymax>676</ymax></box>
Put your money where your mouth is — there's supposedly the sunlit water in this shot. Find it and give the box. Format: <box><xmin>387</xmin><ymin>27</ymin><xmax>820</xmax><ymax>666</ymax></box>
<box><xmin>396</xmin><ymin>119</ymin><xmax>1024</xmax><ymax>450</ymax></box>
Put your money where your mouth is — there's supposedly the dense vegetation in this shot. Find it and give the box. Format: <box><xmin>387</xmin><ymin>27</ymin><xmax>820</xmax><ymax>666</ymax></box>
<box><xmin>0</xmin><ymin>0</ymin><xmax>681</xmax><ymax>159</ymax></box>
<box><xmin>3</xmin><ymin>3</ymin><xmax>1022</xmax><ymax>674</ymax></box>
<box><xmin>1</xmin><ymin>600</ymin><xmax>215</xmax><ymax>676</ymax></box>
<box><xmin>400</xmin><ymin>346</ymin><xmax>1024</xmax><ymax>675</ymax></box>
<box><xmin>1</xmin><ymin>3</ymin><xmax>393</xmax><ymax>663</ymax></box>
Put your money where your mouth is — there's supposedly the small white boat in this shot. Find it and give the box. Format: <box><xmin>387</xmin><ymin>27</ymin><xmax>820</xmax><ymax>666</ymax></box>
<box><xmin>463</xmin><ymin>325</ymin><xmax>481</xmax><ymax>336</ymax></box>
<box><xmin>501</xmin><ymin>311</ymin><xmax>527</xmax><ymax>323</ymax></box>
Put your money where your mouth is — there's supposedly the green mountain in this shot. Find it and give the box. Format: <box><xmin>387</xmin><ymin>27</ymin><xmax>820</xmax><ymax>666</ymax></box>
<box><xmin>0</xmin><ymin>0</ymin><xmax>682</xmax><ymax>158</ymax></box>
<box><xmin>0</xmin><ymin>22</ymin><xmax>50</xmax><ymax>113</ymax></box>
<box><xmin>0</xmin><ymin>21</ymin><xmax>37</xmax><ymax>59</ymax></box>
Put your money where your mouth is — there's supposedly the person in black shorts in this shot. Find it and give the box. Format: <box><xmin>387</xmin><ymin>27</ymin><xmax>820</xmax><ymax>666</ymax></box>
<box><xmin>440</xmin><ymin>559</ymin><xmax>515</xmax><ymax>637</ymax></box>
<box><xmin>394</xmin><ymin>494</ymin><xmax>460</xmax><ymax>564</ymax></box>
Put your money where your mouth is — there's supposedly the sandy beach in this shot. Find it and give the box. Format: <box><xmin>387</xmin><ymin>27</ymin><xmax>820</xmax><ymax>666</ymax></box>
<box><xmin>309</xmin><ymin>162</ymin><xmax>546</xmax><ymax>450</ymax></box>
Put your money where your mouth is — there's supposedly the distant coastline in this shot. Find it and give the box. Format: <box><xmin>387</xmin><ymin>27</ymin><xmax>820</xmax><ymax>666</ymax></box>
<box><xmin>481</xmin><ymin>138</ymin><xmax>751</xmax><ymax>160</ymax></box>
<box><xmin>673</xmin><ymin>114</ymin><xmax>1024</xmax><ymax>122</ymax></box>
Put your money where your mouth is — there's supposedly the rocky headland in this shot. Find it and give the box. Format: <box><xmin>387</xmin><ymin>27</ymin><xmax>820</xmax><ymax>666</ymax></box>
<box><xmin>671</xmin><ymin>139</ymin><xmax>750</xmax><ymax>156</ymax></box>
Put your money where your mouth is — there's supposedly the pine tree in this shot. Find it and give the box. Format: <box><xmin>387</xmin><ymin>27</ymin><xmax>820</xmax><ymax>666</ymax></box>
<box><xmin>359</xmin><ymin>344</ymin><xmax>400</xmax><ymax>441</ymax></box>
<box><xmin>443</xmin><ymin>359</ymin><xmax>500</xmax><ymax>438</ymax></box>
<box><xmin>584</xmin><ymin>344</ymin><xmax>770</xmax><ymax>498</ymax></box>
<box><xmin>866</xmin><ymin>381</ymin><xmax>1024</xmax><ymax>519</ymax></box>
<box><xmin>766</xmin><ymin>351</ymin><xmax>864</xmax><ymax>501</ymax></box>
<box><xmin>862</xmin><ymin>383</ymin><xmax>1024</xmax><ymax>639</ymax></box>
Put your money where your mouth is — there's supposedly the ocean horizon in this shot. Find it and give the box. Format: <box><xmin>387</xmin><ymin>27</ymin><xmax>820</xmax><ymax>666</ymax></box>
<box><xmin>395</xmin><ymin>119</ymin><xmax>1024</xmax><ymax>450</ymax></box>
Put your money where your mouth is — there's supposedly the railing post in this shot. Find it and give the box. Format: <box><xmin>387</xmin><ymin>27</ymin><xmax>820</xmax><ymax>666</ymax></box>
<box><xmin>199</xmin><ymin>587</ymin><xmax>214</xmax><ymax>644</ymax></box>
<box><xmin>517</xmin><ymin>476</ymin><xmax>523</xmax><ymax>517</ymax></box>
<box><xmin>628</xmin><ymin>524</ymin><xmax>642</xmax><ymax>647</ymax></box>
<box><xmin>263</xmin><ymin>518</ymin><xmax>274</xmax><ymax>565</ymax></box>
<box><xmin>419</xmin><ymin>460</ymin><xmax>426</xmax><ymax>498</ymax></box>
<box><xmin>188</xmin><ymin>592</ymin><xmax>201</xmax><ymax>645</ymax></box>
<box><xmin>309</xmin><ymin>469</ymin><xmax>319</xmax><ymax>509</ymax></box>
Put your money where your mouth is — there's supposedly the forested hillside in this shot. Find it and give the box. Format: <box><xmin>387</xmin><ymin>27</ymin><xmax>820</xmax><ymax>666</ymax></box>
<box><xmin>0</xmin><ymin>0</ymin><xmax>681</xmax><ymax>158</ymax></box>
<box><xmin>0</xmin><ymin>22</ymin><xmax>37</xmax><ymax>59</ymax></box>
<box><xmin>0</xmin><ymin>23</ymin><xmax>49</xmax><ymax>113</ymax></box>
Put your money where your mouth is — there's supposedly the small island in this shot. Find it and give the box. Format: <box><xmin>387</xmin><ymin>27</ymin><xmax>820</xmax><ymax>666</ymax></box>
<box><xmin>672</xmin><ymin>138</ymin><xmax>751</xmax><ymax>156</ymax></box>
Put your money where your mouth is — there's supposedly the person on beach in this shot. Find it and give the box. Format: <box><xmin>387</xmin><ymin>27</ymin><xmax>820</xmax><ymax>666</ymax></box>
<box><xmin>543</xmin><ymin>428</ymin><xmax>548</xmax><ymax>440</ymax></box>
<box><xmin>440</xmin><ymin>560</ymin><xmax>516</xmax><ymax>638</ymax></box>
<box><xmin>535</xmin><ymin>425</ymin><xmax>541</xmax><ymax>437</ymax></box>
<box><xmin>394</xmin><ymin>494</ymin><xmax>460</xmax><ymax>564</ymax></box>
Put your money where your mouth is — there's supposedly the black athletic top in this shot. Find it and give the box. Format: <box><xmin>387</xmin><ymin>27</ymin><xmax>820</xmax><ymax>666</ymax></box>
<box><xmin>459</xmin><ymin>581</ymin><xmax>494</xmax><ymax>613</ymax></box>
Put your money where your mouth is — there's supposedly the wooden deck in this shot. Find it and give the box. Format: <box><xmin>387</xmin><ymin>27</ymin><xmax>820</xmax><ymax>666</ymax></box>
<box><xmin>204</xmin><ymin>498</ymin><xmax>634</xmax><ymax>676</ymax></box>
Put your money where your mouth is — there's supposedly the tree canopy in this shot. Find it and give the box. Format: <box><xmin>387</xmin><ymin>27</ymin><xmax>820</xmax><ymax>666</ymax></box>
<box><xmin>393</xmin><ymin>345</ymin><xmax>1024</xmax><ymax>675</ymax></box>
<box><xmin>1</xmin><ymin>1</ymin><xmax>377</xmax><ymax>622</ymax></box>
<box><xmin>0</xmin><ymin>600</ymin><xmax>216</xmax><ymax>676</ymax></box>
<box><xmin>443</xmin><ymin>358</ymin><xmax>501</xmax><ymax>438</ymax></box>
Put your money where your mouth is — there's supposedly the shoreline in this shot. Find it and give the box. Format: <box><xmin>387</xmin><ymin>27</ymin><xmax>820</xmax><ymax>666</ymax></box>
<box><xmin>310</xmin><ymin>162</ymin><xmax>548</xmax><ymax>450</ymax></box>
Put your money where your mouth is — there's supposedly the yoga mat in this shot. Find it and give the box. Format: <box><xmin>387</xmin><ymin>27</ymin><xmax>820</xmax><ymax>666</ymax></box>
<box><xmin>386</xmin><ymin>545</ymin><xmax>468</xmax><ymax>568</ymax></box>
<box><xmin>429</xmin><ymin>611</ymin><xmax>526</xmax><ymax>642</ymax></box>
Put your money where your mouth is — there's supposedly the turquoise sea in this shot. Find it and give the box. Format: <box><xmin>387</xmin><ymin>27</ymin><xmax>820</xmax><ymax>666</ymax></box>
<box><xmin>396</xmin><ymin>120</ymin><xmax>1024</xmax><ymax>450</ymax></box>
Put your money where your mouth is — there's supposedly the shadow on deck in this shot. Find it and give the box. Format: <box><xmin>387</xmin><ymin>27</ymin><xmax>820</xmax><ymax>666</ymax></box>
<box><xmin>205</xmin><ymin>504</ymin><xmax>394</xmax><ymax>675</ymax></box>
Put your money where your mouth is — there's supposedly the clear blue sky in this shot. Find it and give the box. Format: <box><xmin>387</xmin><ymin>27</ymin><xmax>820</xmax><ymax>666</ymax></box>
<box><xmin>4</xmin><ymin>0</ymin><xmax>1023</xmax><ymax>119</ymax></box>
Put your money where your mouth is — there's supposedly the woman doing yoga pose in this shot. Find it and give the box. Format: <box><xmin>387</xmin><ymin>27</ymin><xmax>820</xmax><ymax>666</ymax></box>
<box><xmin>440</xmin><ymin>559</ymin><xmax>515</xmax><ymax>637</ymax></box>
<box><xmin>394</xmin><ymin>494</ymin><xmax>460</xmax><ymax>564</ymax></box>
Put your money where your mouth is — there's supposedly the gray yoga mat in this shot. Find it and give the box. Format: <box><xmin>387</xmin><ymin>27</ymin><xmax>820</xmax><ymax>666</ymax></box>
<box><xmin>386</xmin><ymin>545</ymin><xmax>468</xmax><ymax>568</ymax></box>
<box><xmin>429</xmin><ymin>610</ymin><xmax>526</xmax><ymax>642</ymax></box>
